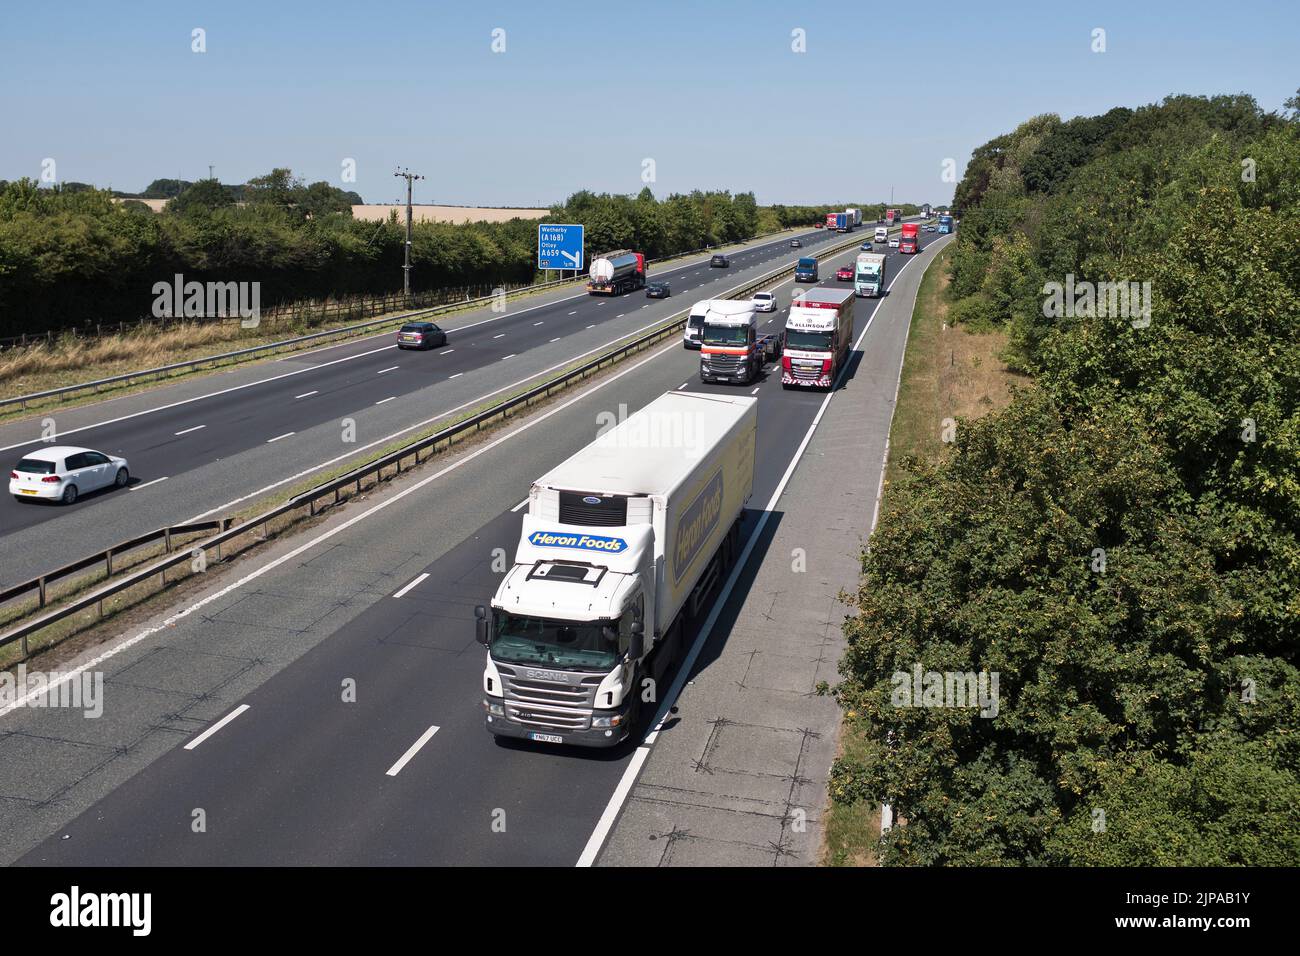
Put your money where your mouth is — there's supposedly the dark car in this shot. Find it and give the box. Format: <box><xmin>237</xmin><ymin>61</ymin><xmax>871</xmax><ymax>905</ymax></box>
<box><xmin>836</xmin><ymin>265</ymin><xmax>854</xmax><ymax>281</ymax></box>
<box><xmin>646</xmin><ymin>281</ymin><xmax>671</xmax><ymax>298</ymax></box>
<box><xmin>710</xmin><ymin>254</ymin><xmax>729</xmax><ymax>268</ymax></box>
<box><xmin>397</xmin><ymin>321</ymin><xmax>447</xmax><ymax>350</ymax></box>
<box><xmin>790</xmin><ymin>239</ymin><xmax>802</xmax><ymax>248</ymax></box>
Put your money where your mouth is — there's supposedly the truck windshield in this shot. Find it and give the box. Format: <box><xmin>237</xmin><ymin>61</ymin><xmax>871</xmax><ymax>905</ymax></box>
<box><xmin>703</xmin><ymin>325</ymin><xmax>748</xmax><ymax>346</ymax></box>
<box><xmin>786</xmin><ymin>330</ymin><xmax>833</xmax><ymax>350</ymax></box>
<box><xmin>490</xmin><ymin>612</ymin><xmax>623</xmax><ymax>670</ymax></box>
<box><xmin>858</xmin><ymin>266</ymin><xmax>881</xmax><ymax>278</ymax></box>
<box><xmin>798</xmin><ymin>258</ymin><xmax>816</xmax><ymax>268</ymax></box>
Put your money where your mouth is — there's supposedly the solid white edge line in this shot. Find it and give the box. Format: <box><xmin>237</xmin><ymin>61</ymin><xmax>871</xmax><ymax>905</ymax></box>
<box><xmin>266</xmin><ymin>432</ymin><xmax>294</xmax><ymax>443</ymax></box>
<box><xmin>184</xmin><ymin>704</ymin><xmax>250</xmax><ymax>750</ymax></box>
<box><xmin>510</xmin><ymin>497</ymin><xmax>529</xmax><ymax>512</ymax></box>
<box><xmin>129</xmin><ymin>476</ymin><xmax>168</xmax><ymax>491</ymax></box>
<box><xmin>575</xmin><ymin>239</ymin><xmax>939</xmax><ymax>868</ymax></box>
<box><xmin>392</xmin><ymin>572</ymin><xmax>430</xmax><ymax>599</ymax></box>
<box><xmin>385</xmin><ymin>724</ymin><xmax>440</xmax><ymax>776</ymax></box>
<box><xmin>376</xmin><ymin>397</ymin><xmax>396</xmax><ymax>405</ymax></box>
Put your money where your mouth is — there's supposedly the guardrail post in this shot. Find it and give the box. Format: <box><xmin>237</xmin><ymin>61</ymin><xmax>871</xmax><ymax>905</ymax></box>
<box><xmin>106</xmin><ymin>549</ymin><xmax>113</xmax><ymax>576</ymax></box>
<box><xmin>164</xmin><ymin>527</ymin><xmax>172</xmax><ymax>553</ymax></box>
<box><xmin>38</xmin><ymin>575</ymin><xmax>47</xmax><ymax>608</ymax></box>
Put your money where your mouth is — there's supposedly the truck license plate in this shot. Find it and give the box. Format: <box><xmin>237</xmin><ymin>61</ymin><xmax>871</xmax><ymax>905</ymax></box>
<box><xmin>529</xmin><ymin>732</ymin><xmax>563</xmax><ymax>744</ymax></box>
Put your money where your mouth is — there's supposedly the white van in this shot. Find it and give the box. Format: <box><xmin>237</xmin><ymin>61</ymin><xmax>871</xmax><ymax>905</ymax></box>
<box><xmin>684</xmin><ymin>300</ymin><xmax>710</xmax><ymax>349</ymax></box>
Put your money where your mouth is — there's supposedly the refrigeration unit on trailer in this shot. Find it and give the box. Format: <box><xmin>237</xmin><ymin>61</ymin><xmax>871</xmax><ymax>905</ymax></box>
<box><xmin>478</xmin><ymin>391</ymin><xmax>758</xmax><ymax>747</ymax></box>
<box><xmin>781</xmin><ymin>286</ymin><xmax>854</xmax><ymax>389</ymax></box>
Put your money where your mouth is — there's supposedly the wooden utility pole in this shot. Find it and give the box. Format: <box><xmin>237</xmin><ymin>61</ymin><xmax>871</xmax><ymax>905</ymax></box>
<box><xmin>393</xmin><ymin>168</ymin><xmax>425</xmax><ymax>298</ymax></box>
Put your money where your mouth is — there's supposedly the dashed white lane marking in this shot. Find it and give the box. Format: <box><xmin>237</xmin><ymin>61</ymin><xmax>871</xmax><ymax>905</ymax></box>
<box><xmin>376</xmin><ymin>396</ymin><xmax>396</xmax><ymax>405</ymax></box>
<box><xmin>378</xmin><ymin>366</ymin><xmax>400</xmax><ymax>374</ymax></box>
<box><xmin>386</xmin><ymin>725</ymin><xmax>441</xmax><ymax>777</ymax></box>
<box><xmin>493</xmin><ymin>333</ymin><xmax>506</xmax><ymax>339</ymax></box>
<box><xmin>295</xmin><ymin>391</ymin><xmax>318</xmax><ymax>399</ymax></box>
<box><xmin>185</xmin><ymin>705</ymin><xmax>250</xmax><ymax>751</ymax></box>
<box><xmin>438</xmin><ymin>349</ymin><xmax>455</xmax><ymax>355</ymax></box>
<box><xmin>501</xmin><ymin>354</ymin><xmax>515</xmax><ymax>361</ymax></box>
<box><xmin>267</xmin><ymin>432</ymin><xmax>295</xmax><ymax>443</ymax></box>
<box><xmin>534</xmin><ymin>321</ymin><xmax>544</xmax><ymax>326</ymax></box>
<box><xmin>174</xmin><ymin>425</ymin><xmax>206</xmax><ymax>435</ymax></box>
<box><xmin>392</xmin><ymin>572</ymin><xmax>430</xmax><ymax>598</ymax></box>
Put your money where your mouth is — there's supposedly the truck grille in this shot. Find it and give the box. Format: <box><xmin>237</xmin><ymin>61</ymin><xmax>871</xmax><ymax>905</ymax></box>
<box><xmin>497</xmin><ymin>665</ymin><xmax>602</xmax><ymax>731</ymax></box>
<box><xmin>789</xmin><ymin>361</ymin><xmax>825</xmax><ymax>382</ymax></box>
<box><xmin>558</xmin><ymin>491</ymin><xmax>627</xmax><ymax>526</ymax></box>
<box><xmin>706</xmin><ymin>354</ymin><xmax>746</xmax><ymax>373</ymax></box>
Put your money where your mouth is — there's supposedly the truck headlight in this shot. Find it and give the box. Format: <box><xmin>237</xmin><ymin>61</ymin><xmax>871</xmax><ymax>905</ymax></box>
<box><xmin>484</xmin><ymin>700</ymin><xmax>504</xmax><ymax>716</ymax></box>
<box><xmin>591</xmin><ymin>713</ymin><xmax>623</xmax><ymax>729</ymax></box>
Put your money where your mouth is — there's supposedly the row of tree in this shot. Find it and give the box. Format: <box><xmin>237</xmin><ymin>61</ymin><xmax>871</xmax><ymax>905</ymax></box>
<box><xmin>0</xmin><ymin>172</ymin><xmax>912</xmax><ymax>339</ymax></box>
<box><xmin>832</xmin><ymin>92</ymin><xmax>1300</xmax><ymax>863</ymax></box>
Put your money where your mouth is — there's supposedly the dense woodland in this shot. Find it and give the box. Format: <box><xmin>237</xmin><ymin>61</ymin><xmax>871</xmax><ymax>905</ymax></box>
<box><xmin>832</xmin><ymin>93</ymin><xmax>1300</xmax><ymax>863</ymax></box>
<box><xmin>0</xmin><ymin>169</ymin><xmax>910</xmax><ymax>339</ymax></box>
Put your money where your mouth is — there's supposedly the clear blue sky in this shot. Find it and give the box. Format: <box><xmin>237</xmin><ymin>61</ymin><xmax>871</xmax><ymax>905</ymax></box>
<box><xmin>2</xmin><ymin>0</ymin><xmax>1295</xmax><ymax>207</ymax></box>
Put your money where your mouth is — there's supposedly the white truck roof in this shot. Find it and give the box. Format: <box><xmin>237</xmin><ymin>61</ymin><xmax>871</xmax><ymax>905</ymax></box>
<box><xmin>535</xmin><ymin>391</ymin><xmax>757</xmax><ymax>500</ymax></box>
<box><xmin>791</xmin><ymin>287</ymin><xmax>854</xmax><ymax>309</ymax></box>
<box><xmin>700</xmin><ymin>299</ymin><xmax>756</xmax><ymax>328</ymax></box>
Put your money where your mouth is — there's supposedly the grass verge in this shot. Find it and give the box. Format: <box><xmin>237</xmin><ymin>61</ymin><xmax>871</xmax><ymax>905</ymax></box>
<box><xmin>820</xmin><ymin>242</ymin><xmax>1027</xmax><ymax>866</ymax></box>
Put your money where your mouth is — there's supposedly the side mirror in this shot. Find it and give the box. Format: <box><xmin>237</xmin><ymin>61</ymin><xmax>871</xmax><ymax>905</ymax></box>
<box><xmin>474</xmin><ymin>605</ymin><xmax>489</xmax><ymax>646</ymax></box>
<box><xmin>628</xmin><ymin>621</ymin><xmax>645</xmax><ymax>661</ymax></box>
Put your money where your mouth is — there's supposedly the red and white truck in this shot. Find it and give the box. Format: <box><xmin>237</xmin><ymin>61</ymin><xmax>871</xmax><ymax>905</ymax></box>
<box><xmin>588</xmin><ymin>250</ymin><xmax>646</xmax><ymax>295</ymax></box>
<box><xmin>781</xmin><ymin>287</ymin><xmax>855</xmax><ymax>389</ymax></box>
<box><xmin>899</xmin><ymin>222</ymin><xmax>920</xmax><ymax>254</ymax></box>
<box><xmin>885</xmin><ymin>208</ymin><xmax>902</xmax><ymax>228</ymax></box>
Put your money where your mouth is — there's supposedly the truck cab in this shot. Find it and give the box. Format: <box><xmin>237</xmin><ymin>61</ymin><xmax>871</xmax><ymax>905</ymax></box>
<box><xmin>699</xmin><ymin>301</ymin><xmax>765</xmax><ymax>385</ymax></box>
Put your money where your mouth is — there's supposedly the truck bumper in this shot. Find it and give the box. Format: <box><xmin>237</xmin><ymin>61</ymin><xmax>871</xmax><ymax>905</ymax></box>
<box><xmin>484</xmin><ymin>701</ymin><xmax>635</xmax><ymax>749</ymax></box>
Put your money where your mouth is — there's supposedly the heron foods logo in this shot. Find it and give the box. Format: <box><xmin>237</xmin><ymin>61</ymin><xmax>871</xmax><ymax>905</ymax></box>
<box><xmin>674</xmin><ymin>470</ymin><xmax>723</xmax><ymax>583</ymax></box>
<box><xmin>528</xmin><ymin>531</ymin><xmax>627</xmax><ymax>553</ymax></box>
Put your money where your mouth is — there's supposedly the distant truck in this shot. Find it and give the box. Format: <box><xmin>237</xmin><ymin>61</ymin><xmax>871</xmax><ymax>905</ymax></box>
<box><xmin>588</xmin><ymin>250</ymin><xmax>646</xmax><ymax>295</ymax></box>
<box><xmin>874</xmin><ymin>226</ymin><xmax>889</xmax><ymax>244</ymax></box>
<box><xmin>782</xmin><ymin>287</ymin><xmax>855</xmax><ymax>389</ymax></box>
<box><xmin>794</xmin><ymin>256</ymin><xmax>819</xmax><ymax>282</ymax></box>
<box><xmin>899</xmin><ymin>222</ymin><xmax>920</xmax><ymax>254</ymax></box>
<box><xmin>854</xmin><ymin>252</ymin><xmax>887</xmax><ymax>297</ymax></box>
<box><xmin>938</xmin><ymin>214</ymin><xmax>954</xmax><ymax>234</ymax></box>
<box><xmin>826</xmin><ymin>212</ymin><xmax>849</xmax><ymax>233</ymax></box>
<box><xmin>478</xmin><ymin>391</ymin><xmax>757</xmax><ymax>747</ymax></box>
<box><xmin>885</xmin><ymin>208</ymin><xmax>901</xmax><ymax>228</ymax></box>
<box><xmin>698</xmin><ymin>300</ymin><xmax>782</xmax><ymax>385</ymax></box>
<box><xmin>845</xmin><ymin>208</ymin><xmax>862</xmax><ymax>230</ymax></box>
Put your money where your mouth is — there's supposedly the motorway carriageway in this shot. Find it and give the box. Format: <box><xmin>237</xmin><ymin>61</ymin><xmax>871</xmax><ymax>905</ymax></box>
<box><xmin>0</xmin><ymin>223</ymin><xmax>868</xmax><ymax>586</ymax></box>
<box><xmin>13</xmin><ymin>230</ymin><xmax>952</xmax><ymax>866</ymax></box>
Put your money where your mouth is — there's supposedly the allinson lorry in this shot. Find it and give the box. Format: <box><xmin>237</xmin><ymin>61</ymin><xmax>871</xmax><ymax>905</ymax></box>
<box><xmin>588</xmin><ymin>250</ymin><xmax>646</xmax><ymax>295</ymax></box>
<box><xmin>478</xmin><ymin>391</ymin><xmax>758</xmax><ymax>747</ymax></box>
<box><xmin>781</xmin><ymin>286</ymin><xmax>855</xmax><ymax>389</ymax></box>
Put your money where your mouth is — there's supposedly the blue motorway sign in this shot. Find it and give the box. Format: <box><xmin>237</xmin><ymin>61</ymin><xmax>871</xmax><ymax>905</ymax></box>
<box><xmin>537</xmin><ymin>223</ymin><xmax>584</xmax><ymax>271</ymax></box>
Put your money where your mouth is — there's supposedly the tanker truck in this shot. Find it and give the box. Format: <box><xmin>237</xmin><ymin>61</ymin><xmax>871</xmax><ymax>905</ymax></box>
<box><xmin>477</xmin><ymin>390</ymin><xmax>757</xmax><ymax>747</ymax></box>
<box><xmin>587</xmin><ymin>250</ymin><xmax>646</xmax><ymax>295</ymax></box>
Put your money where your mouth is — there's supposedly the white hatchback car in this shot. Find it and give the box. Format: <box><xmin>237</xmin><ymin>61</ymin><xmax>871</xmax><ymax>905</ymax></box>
<box><xmin>751</xmin><ymin>291</ymin><xmax>777</xmax><ymax>313</ymax></box>
<box><xmin>888</xmin><ymin>237</ymin><xmax>901</xmax><ymax>248</ymax></box>
<box><xmin>9</xmin><ymin>445</ymin><xmax>130</xmax><ymax>504</ymax></box>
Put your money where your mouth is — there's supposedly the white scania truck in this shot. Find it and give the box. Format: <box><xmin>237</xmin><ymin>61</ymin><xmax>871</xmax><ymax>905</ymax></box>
<box><xmin>477</xmin><ymin>391</ymin><xmax>757</xmax><ymax>747</ymax></box>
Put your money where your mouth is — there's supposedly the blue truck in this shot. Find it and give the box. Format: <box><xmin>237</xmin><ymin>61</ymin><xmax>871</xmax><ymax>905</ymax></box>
<box><xmin>938</xmin><ymin>215</ymin><xmax>954</xmax><ymax>234</ymax></box>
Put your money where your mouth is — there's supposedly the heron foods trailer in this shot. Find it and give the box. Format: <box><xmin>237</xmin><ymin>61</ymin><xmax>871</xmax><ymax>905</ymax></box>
<box><xmin>477</xmin><ymin>391</ymin><xmax>757</xmax><ymax>747</ymax></box>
